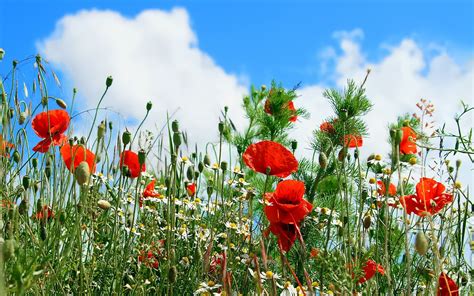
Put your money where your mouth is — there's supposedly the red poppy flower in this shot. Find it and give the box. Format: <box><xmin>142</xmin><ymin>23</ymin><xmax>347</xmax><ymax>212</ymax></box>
<box><xmin>377</xmin><ymin>180</ymin><xmax>397</xmax><ymax>196</ymax></box>
<box><xmin>320</xmin><ymin>121</ymin><xmax>335</xmax><ymax>134</ymax></box>
<box><xmin>358</xmin><ymin>259</ymin><xmax>385</xmax><ymax>284</ymax></box>
<box><xmin>209</xmin><ymin>253</ymin><xmax>225</xmax><ymax>273</ymax></box>
<box><xmin>138</xmin><ymin>250</ymin><xmax>159</xmax><ymax>269</ymax></box>
<box><xmin>186</xmin><ymin>183</ymin><xmax>196</xmax><ymax>197</ymax></box>
<box><xmin>264</xmin><ymin>180</ymin><xmax>312</xmax><ymax>224</ymax></box>
<box><xmin>60</xmin><ymin>143</ymin><xmax>96</xmax><ymax>173</ymax></box>
<box><xmin>120</xmin><ymin>150</ymin><xmax>146</xmax><ymax>178</ymax></box>
<box><xmin>0</xmin><ymin>135</ymin><xmax>14</xmax><ymax>157</ymax></box>
<box><xmin>33</xmin><ymin>205</ymin><xmax>55</xmax><ymax>220</ymax></box>
<box><xmin>437</xmin><ymin>273</ymin><xmax>459</xmax><ymax>296</ymax></box>
<box><xmin>32</xmin><ymin>110</ymin><xmax>70</xmax><ymax>153</ymax></box>
<box><xmin>400</xmin><ymin>178</ymin><xmax>453</xmax><ymax>217</ymax></box>
<box><xmin>143</xmin><ymin>180</ymin><xmax>160</xmax><ymax>198</ymax></box>
<box><xmin>264</xmin><ymin>99</ymin><xmax>297</xmax><ymax>122</ymax></box>
<box><xmin>266</xmin><ymin>222</ymin><xmax>298</xmax><ymax>252</ymax></box>
<box><xmin>343</xmin><ymin>134</ymin><xmax>363</xmax><ymax>148</ymax></box>
<box><xmin>400</xmin><ymin>126</ymin><xmax>417</xmax><ymax>155</ymax></box>
<box><xmin>243</xmin><ymin>141</ymin><xmax>298</xmax><ymax>178</ymax></box>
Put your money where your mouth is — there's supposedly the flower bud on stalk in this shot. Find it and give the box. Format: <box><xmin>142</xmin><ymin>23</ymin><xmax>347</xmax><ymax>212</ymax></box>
<box><xmin>186</xmin><ymin>166</ymin><xmax>194</xmax><ymax>181</ymax></box>
<box><xmin>97</xmin><ymin>200</ymin><xmax>111</xmax><ymax>210</ymax></box>
<box><xmin>97</xmin><ymin>121</ymin><xmax>106</xmax><ymax>139</ymax></box>
<box><xmin>415</xmin><ymin>232</ymin><xmax>429</xmax><ymax>256</ymax></box>
<box><xmin>204</xmin><ymin>155</ymin><xmax>211</xmax><ymax>167</ymax></box>
<box><xmin>319</xmin><ymin>152</ymin><xmax>327</xmax><ymax>169</ymax></box>
<box><xmin>55</xmin><ymin>99</ymin><xmax>67</xmax><ymax>109</ymax></box>
<box><xmin>198</xmin><ymin>162</ymin><xmax>204</xmax><ymax>173</ymax></box>
<box><xmin>22</xmin><ymin>176</ymin><xmax>30</xmax><ymax>190</ymax></box>
<box><xmin>146</xmin><ymin>101</ymin><xmax>153</xmax><ymax>112</ymax></box>
<box><xmin>173</xmin><ymin>132</ymin><xmax>182</xmax><ymax>148</ymax></box>
<box><xmin>75</xmin><ymin>161</ymin><xmax>90</xmax><ymax>185</ymax></box>
<box><xmin>168</xmin><ymin>266</ymin><xmax>178</xmax><ymax>283</ymax></box>
<box><xmin>0</xmin><ymin>48</ymin><xmax>5</xmax><ymax>60</ymax></box>
<box><xmin>220</xmin><ymin>161</ymin><xmax>228</xmax><ymax>171</ymax></box>
<box><xmin>218</xmin><ymin>121</ymin><xmax>224</xmax><ymax>134</ymax></box>
<box><xmin>291</xmin><ymin>140</ymin><xmax>298</xmax><ymax>151</ymax></box>
<box><xmin>363</xmin><ymin>215</ymin><xmax>371</xmax><ymax>229</ymax></box>
<box><xmin>19</xmin><ymin>112</ymin><xmax>27</xmax><ymax>125</ymax></box>
<box><xmin>338</xmin><ymin>148</ymin><xmax>347</xmax><ymax>162</ymax></box>
<box><xmin>13</xmin><ymin>151</ymin><xmax>20</xmax><ymax>163</ymax></box>
<box><xmin>138</xmin><ymin>149</ymin><xmax>146</xmax><ymax>166</ymax></box>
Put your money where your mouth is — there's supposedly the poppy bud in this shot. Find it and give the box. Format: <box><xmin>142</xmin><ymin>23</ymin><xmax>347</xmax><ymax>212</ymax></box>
<box><xmin>22</xmin><ymin>176</ymin><xmax>30</xmax><ymax>190</ymax></box>
<box><xmin>146</xmin><ymin>101</ymin><xmax>152</xmax><ymax>111</ymax></box>
<box><xmin>338</xmin><ymin>148</ymin><xmax>347</xmax><ymax>162</ymax></box>
<box><xmin>204</xmin><ymin>154</ymin><xmax>211</xmax><ymax>166</ymax></box>
<box><xmin>45</xmin><ymin>166</ymin><xmax>51</xmax><ymax>179</ymax></box>
<box><xmin>40</xmin><ymin>224</ymin><xmax>47</xmax><ymax>241</ymax></box>
<box><xmin>41</xmin><ymin>97</ymin><xmax>48</xmax><ymax>106</ymax></box>
<box><xmin>75</xmin><ymin>161</ymin><xmax>90</xmax><ymax>185</ymax></box>
<box><xmin>121</xmin><ymin>131</ymin><xmax>131</xmax><ymax>146</ymax></box>
<box><xmin>291</xmin><ymin>140</ymin><xmax>298</xmax><ymax>151</ymax></box>
<box><xmin>97</xmin><ymin>200</ymin><xmax>111</xmax><ymax>210</ymax></box>
<box><xmin>0</xmin><ymin>48</ymin><xmax>4</xmax><ymax>60</ymax></box>
<box><xmin>220</xmin><ymin>161</ymin><xmax>228</xmax><ymax>171</ymax></box>
<box><xmin>448</xmin><ymin>166</ymin><xmax>454</xmax><ymax>173</ymax></box>
<box><xmin>98</xmin><ymin>121</ymin><xmax>106</xmax><ymax>139</ymax></box>
<box><xmin>168</xmin><ymin>266</ymin><xmax>178</xmax><ymax>283</ymax></box>
<box><xmin>186</xmin><ymin>166</ymin><xmax>194</xmax><ymax>181</ymax></box>
<box><xmin>18</xmin><ymin>199</ymin><xmax>27</xmax><ymax>215</ymax></box>
<box><xmin>55</xmin><ymin>99</ymin><xmax>67</xmax><ymax>109</ymax></box>
<box><xmin>218</xmin><ymin>121</ymin><xmax>224</xmax><ymax>134</ymax></box>
<box><xmin>106</xmin><ymin>76</ymin><xmax>113</xmax><ymax>87</ymax></box>
<box><xmin>32</xmin><ymin>158</ymin><xmax>38</xmax><ymax>169</ymax></box>
<box><xmin>13</xmin><ymin>151</ymin><xmax>20</xmax><ymax>163</ymax></box>
<box><xmin>173</xmin><ymin>132</ymin><xmax>181</xmax><ymax>147</ymax></box>
<box><xmin>138</xmin><ymin>149</ymin><xmax>146</xmax><ymax>166</ymax></box>
<box><xmin>198</xmin><ymin>162</ymin><xmax>204</xmax><ymax>173</ymax></box>
<box><xmin>19</xmin><ymin>112</ymin><xmax>27</xmax><ymax>125</ymax></box>
<box><xmin>194</xmin><ymin>171</ymin><xmax>200</xmax><ymax>179</ymax></box>
<box><xmin>395</xmin><ymin>129</ymin><xmax>403</xmax><ymax>145</ymax></box>
<box><xmin>319</xmin><ymin>152</ymin><xmax>327</xmax><ymax>169</ymax></box>
<box><xmin>415</xmin><ymin>232</ymin><xmax>428</xmax><ymax>256</ymax></box>
<box><xmin>171</xmin><ymin>120</ymin><xmax>180</xmax><ymax>133</ymax></box>
<box><xmin>165</xmin><ymin>177</ymin><xmax>171</xmax><ymax>188</ymax></box>
<box><xmin>363</xmin><ymin>215</ymin><xmax>371</xmax><ymax>229</ymax></box>
<box><xmin>3</xmin><ymin>239</ymin><xmax>16</xmax><ymax>260</ymax></box>
<box><xmin>79</xmin><ymin>136</ymin><xmax>86</xmax><ymax>144</ymax></box>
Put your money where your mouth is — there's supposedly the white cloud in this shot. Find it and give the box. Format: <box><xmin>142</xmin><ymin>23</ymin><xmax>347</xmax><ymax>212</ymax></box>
<box><xmin>38</xmin><ymin>8</ymin><xmax>247</xmax><ymax>146</ymax></box>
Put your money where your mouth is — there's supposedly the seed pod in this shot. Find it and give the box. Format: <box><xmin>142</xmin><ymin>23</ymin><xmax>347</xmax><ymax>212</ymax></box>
<box><xmin>186</xmin><ymin>166</ymin><xmax>194</xmax><ymax>181</ymax></box>
<box><xmin>194</xmin><ymin>171</ymin><xmax>200</xmax><ymax>179</ymax></box>
<box><xmin>106</xmin><ymin>76</ymin><xmax>113</xmax><ymax>87</ymax></box>
<box><xmin>220</xmin><ymin>161</ymin><xmax>228</xmax><ymax>171</ymax></box>
<box><xmin>146</xmin><ymin>101</ymin><xmax>153</xmax><ymax>111</ymax></box>
<box><xmin>198</xmin><ymin>162</ymin><xmax>204</xmax><ymax>173</ymax></box>
<box><xmin>291</xmin><ymin>140</ymin><xmax>298</xmax><ymax>151</ymax></box>
<box><xmin>173</xmin><ymin>132</ymin><xmax>182</xmax><ymax>147</ymax></box>
<box><xmin>168</xmin><ymin>266</ymin><xmax>178</xmax><ymax>283</ymax></box>
<box><xmin>203</xmin><ymin>154</ymin><xmax>211</xmax><ymax>166</ymax></box>
<box><xmin>32</xmin><ymin>158</ymin><xmax>38</xmax><ymax>169</ymax></box>
<box><xmin>207</xmin><ymin>185</ymin><xmax>214</xmax><ymax>196</ymax></box>
<box><xmin>75</xmin><ymin>161</ymin><xmax>90</xmax><ymax>185</ymax></box>
<box><xmin>97</xmin><ymin>200</ymin><xmax>111</xmax><ymax>210</ymax></box>
<box><xmin>122</xmin><ymin>130</ymin><xmax>131</xmax><ymax>146</ymax></box>
<box><xmin>55</xmin><ymin>99</ymin><xmax>67</xmax><ymax>109</ymax></box>
<box><xmin>45</xmin><ymin>166</ymin><xmax>51</xmax><ymax>179</ymax></box>
<box><xmin>455</xmin><ymin>159</ymin><xmax>461</xmax><ymax>169</ymax></box>
<box><xmin>415</xmin><ymin>232</ymin><xmax>429</xmax><ymax>256</ymax></box>
<box><xmin>40</xmin><ymin>224</ymin><xmax>47</xmax><ymax>241</ymax></box>
<box><xmin>319</xmin><ymin>152</ymin><xmax>328</xmax><ymax>169</ymax></box>
<box><xmin>171</xmin><ymin>120</ymin><xmax>180</xmax><ymax>133</ymax></box>
<box><xmin>218</xmin><ymin>121</ymin><xmax>224</xmax><ymax>134</ymax></box>
<box><xmin>18</xmin><ymin>199</ymin><xmax>27</xmax><ymax>215</ymax></box>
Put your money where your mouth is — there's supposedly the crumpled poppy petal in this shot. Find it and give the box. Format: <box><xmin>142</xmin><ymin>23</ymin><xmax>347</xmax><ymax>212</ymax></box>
<box><xmin>33</xmin><ymin>138</ymin><xmax>52</xmax><ymax>153</ymax></box>
<box><xmin>32</xmin><ymin>110</ymin><xmax>70</xmax><ymax>139</ymax></box>
<box><xmin>120</xmin><ymin>150</ymin><xmax>146</xmax><ymax>178</ymax></box>
<box><xmin>400</xmin><ymin>126</ymin><xmax>417</xmax><ymax>155</ymax></box>
<box><xmin>437</xmin><ymin>273</ymin><xmax>459</xmax><ymax>296</ymax></box>
<box><xmin>60</xmin><ymin>143</ymin><xmax>96</xmax><ymax>173</ymax></box>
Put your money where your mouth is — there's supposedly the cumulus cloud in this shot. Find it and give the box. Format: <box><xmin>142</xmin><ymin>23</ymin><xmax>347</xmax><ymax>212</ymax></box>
<box><xmin>38</xmin><ymin>8</ymin><xmax>247</xmax><ymax>146</ymax></box>
<box><xmin>296</xmin><ymin>29</ymin><xmax>473</xmax><ymax>155</ymax></box>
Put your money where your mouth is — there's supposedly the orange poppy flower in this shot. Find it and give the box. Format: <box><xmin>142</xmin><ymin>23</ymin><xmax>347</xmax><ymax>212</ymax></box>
<box><xmin>60</xmin><ymin>143</ymin><xmax>96</xmax><ymax>173</ymax></box>
<box><xmin>344</xmin><ymin>134</ymin><xmax>363</xmax><ymax>148</ymax></box>
<box><xmin>358</xmin><ymin>259</ymin><xmax>385</xmax><ymax>284</ymax></box>
<box><xmin>400</xmin><ymin>178</ymin><xmax>453</xmax><ymax>217</ymax></box>
<box><xmin>243</xmin><ymin>141</ymin><xmax>298</xmax><ymax>178</ymax></box>
<box><xmin>143</xmin><ymin>180</ymin><xmax>160</xmax><ymax>198</ymax></box>
<box><xmin>31</xmin><ymin>110</ymin><xmax>70</xmax><ymax>153</ymax></box>
<box><xmin>0</xmin><ymin>135</ymin><xmax>14</xmax><ymax>157</ymax></box>
<box><xmin>264</xmin><ymin>180</ymin><xmax>312</xmax><ymax>224</ymax></box>
<box><xmin>400</xmin><ymin>126</ymin><xmax>417</xmax><ymax>155</ymax></box>
<box><xmin>120</xmin><ymin>150</ymin><xmax>145</xmax><ymax>178</ymax></box>
<box><xmin>437</xmin><ymin>273</ymin><xmax>459</xmax><ymax>296</ymax></box>
<box><xmin>264</xmin><ymin>99</ymin><xmax>297</xmax><ymax>122</ymax></box>
<box><xmin>377</xmin><ymin>180</ymin><xmax>397</xmax><ymax>196</ymax></box>
<box><xmin>33</xmin><ymin>205</ymin><xmax>55</xmax><ymax>220</ymax></box>
<box><xmin>320</xmin><ymin>121</ymin><xmax>335</xmax><ymax>134</ymax></box>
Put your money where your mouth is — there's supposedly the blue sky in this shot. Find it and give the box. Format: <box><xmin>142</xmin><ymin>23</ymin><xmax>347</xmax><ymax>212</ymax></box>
<box><xmin>2</xmin><ymin>0</ymin><xmax>473</xmax><ymax>88</ymax></box>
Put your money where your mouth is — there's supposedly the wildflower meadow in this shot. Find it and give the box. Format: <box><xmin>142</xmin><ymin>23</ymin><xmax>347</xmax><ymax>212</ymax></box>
<box><xmin>0</xmin><ymin>50</ymin><xmax>472</xmax><ymax>295</ymax></box>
